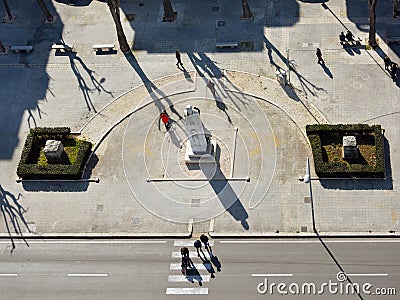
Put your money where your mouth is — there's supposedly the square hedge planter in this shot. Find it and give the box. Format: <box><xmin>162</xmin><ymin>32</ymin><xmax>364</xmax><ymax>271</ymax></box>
<box><xmin>306</xmin><ymin>124</ymin><xmax>385</xmax><ymax>178</ymax></box>
<box><xmin>17</xmin><ymin>127</ymin><xmax>92</xmax><ymax>180</ymax></box>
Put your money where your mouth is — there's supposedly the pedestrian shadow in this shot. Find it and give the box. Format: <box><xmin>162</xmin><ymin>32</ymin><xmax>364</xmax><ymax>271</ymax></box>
<box><xmin>211</xmin><ymin>255</ymin><xmax>222</xmax><ymax>272</ymax></box>
<box><xmin>199</xmin><ymin>257</ymin><xmax>216</xmax><ymax>279</ymax></box>
<box><xmin>0</xmin><ymin>185</ymin><xmax>31</xmax><ymax>253</ymax></box>
<box><xmin>321</xmin><ymin>63</ymin><xmax>333</xmax><ymax>79</ymax></box>
<box><xmin>186</xmin><ymin>266</ymin><xmax>204</xmax><ymax>286</ymax></box>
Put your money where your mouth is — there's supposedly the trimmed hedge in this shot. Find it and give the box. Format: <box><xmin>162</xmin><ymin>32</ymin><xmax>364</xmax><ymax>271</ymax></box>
<box><xmin>17</xmin><ymin>127</ymin><xmax>92</xmax><ymax>180</ymax></box>
<box><xmin>306</xmin><ymin>124</ymin><xmax>385</xmax><ymax>178</ymax></box>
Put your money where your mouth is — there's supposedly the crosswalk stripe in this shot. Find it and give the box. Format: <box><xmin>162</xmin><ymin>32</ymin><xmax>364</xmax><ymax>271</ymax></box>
<box><xmin>173</xmin><ymin>240</ymin><xmax>214</xmax><ymax>247</ymax></box>
<box><xmin>172</xmin><ymin>251</ymin><xmax>208</xmax><ymax>258</ymax></box>
<box><xmin>168</xmin><ymin>275</ymin><xmax>211</xmax><ymax>282</ymax></box>
<box><xmin>166</xmin><ymin>288</ymin><xmax>208</xmax><ymax>295</ymax></box>
<box><xmin>170</xmin><ymin>263</ymin><xmax>207</xmax><ymax>270</ymax></box>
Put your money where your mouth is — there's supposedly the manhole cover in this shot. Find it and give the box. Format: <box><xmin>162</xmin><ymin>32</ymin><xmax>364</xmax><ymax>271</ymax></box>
<box><xmin>139</xmin><ymin>2</ymin><xmax>144</xmax><ymax>6</ymax></box>
<box><xmin>96</xmin><ymin>204</ymin><xmax>104</xmax><ymax>211</ymax></box>
<box><xmin>217</xmin><ymin>20</ymin><xmax>225</xmax><ymax>27</ymax></box>
<box><xmin>304</xmin><ymin>196</ymin><xmax>310</xmax><ymax>203</ymax></box>
<box><xmin>301</xmin><ymin>226</ymin><xmax>307</xmax><ymax>232</ymax></box>
<box><xmin>132</xmin><ymin>217</ymin><xmax>142</xmax><ymax>227</ymax></box>
<box><xmin>239</xmin><ymin>41</ymin><xmax>254</xmax><ymax>51</ymax></box>
<box><xmin>212</xmin><ymin>6</ymin><xmax>219</xmax><ymax>12</ymax></box>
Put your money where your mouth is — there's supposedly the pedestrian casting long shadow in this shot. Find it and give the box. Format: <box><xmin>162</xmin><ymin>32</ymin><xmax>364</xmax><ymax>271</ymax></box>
<box><xmin>124</xmin><ymin>52</ymin><xmax>183</xmax><ymax>120</ymax></box>
<box><xmin>321</xmin><ymin>63</ymin><xmax>333</xmax><ymax>79</ymax></box>
<box><xmin>263</xmin><ymin>35</ymin><xmax>327</xmax><ymax>99</ymax></box>
<box><xmin>0</xmin><ymin>185</ymin><xmax>31</xmax><ymax>253</ymax></box>
<box><xmin>201</xmin><ymin>150</ymin><xmax>249</xmax><ymax>230</ymax></box>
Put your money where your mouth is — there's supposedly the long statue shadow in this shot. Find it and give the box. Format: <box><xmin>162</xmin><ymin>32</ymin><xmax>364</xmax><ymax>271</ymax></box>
<box><xmin>0</xmin><ymin>185</ymin><xmax>30</xmax><ymax>253</ymax></box>
<box><xmin>201</xmin><ymin>156</ymin><xmax>249</xmax><ymax>230</ymax></box>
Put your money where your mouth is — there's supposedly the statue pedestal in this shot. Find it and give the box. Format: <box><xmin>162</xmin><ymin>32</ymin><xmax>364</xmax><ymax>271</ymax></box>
<box><xmin>185</xmin><ymin>138</ymin><xmax>217</xmax><ymax>164</ymax></box>
<box><xmin>44</xmin><ymin>140</ymin><xmax>64</xmax><ymax>163</ymax></box>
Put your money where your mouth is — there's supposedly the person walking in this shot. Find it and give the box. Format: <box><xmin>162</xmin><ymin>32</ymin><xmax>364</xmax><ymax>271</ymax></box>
<box><xmin>194</xmin><ymin>240</ymin><xmax>202</xmax><ymax>257</ymax></box>
<box><xmin>175</xmin><ymin>50</ymin><xmax>183</xmax><ymax>68</ymax></box>
<box><xmin>316</xmin><ymin>48</ymin><xmax>324</xmax><ymax>65</ymax></box>
<box><xmin>339</xmin><ymin>32</ymin><xmax>346</xmax><ymax>44</ymax></box>
<box><xmin>200</xmin><ymin>234</ymin><xmax>213</xmax><ymax>257</ymax></box>
<box><xmin>384</xmin><ymin>56</ymin><xmax>392</xmax><ymax>71</ymax></box>
<box><xmin>160</xmin><ymin>110</ymin><xmax>172</xmax><ymax>130</ymax></box>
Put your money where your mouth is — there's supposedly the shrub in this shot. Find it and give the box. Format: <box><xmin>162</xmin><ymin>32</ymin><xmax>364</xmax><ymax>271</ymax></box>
<box><xmin>306</xmin><ymin>124</ymin><xmax>385</xmax><ymax>178</ymax></box>
<box><xmin>17</xmin><ymin>127</ymin><xmax>92</xmax><ymax>180</ymax></box>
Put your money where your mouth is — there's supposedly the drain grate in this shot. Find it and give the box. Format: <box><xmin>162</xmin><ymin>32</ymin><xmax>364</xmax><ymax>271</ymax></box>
<box><xmin>96</xmin><ymin>204</ymin><xmax>104</xmax><ymax>212</ymax></box>
<box><xmin>212</xmin><ymin>6</ymin><xmax>219</xmax><ymax>12</ymax></box>
<box><xmin>304</xmin><ymin>196</ymin><xmax>311</xmax><ymax>203</ymax></box>
<box><xmin>191</xmin><ymin>199</ymin><xmax>200</xmax><ymax>207</ymax></box>
<box><xmin>126</xmin><ymin>14</ymin><xmax>136</xmax><ymax>21</ymax></box>
<box><xmin>216</xmin><ymin>20</ymin><xmax>225</xmax><ymax>27</ymax></box>
<box><xmin>139</xmin><ymin>2</ymin><xmax>144</xmax><ymax>6</ymax></box>
<box><xmin>301</xmin><ymin>226</ymin><xmax>307</xmax><ymax>232</ymax></box>
<box><xmin>132</xmin><ymin>217</ymin><xmax>142</xmax><ymax>227</ymax></box>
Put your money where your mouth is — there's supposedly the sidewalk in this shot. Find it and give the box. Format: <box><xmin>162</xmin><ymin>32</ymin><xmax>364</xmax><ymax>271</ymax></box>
<box><xmin>0</xmin><ymin>0</ymin><xmax>399</xmax><ymax>238</ymax></box>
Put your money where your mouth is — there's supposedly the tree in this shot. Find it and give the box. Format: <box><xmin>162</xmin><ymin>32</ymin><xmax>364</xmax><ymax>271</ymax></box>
<box><xmin>0</xmin><ymin>40</ymin><xmax>6</xmax><ymax>53</ymax></box>
<box><xmin>2</xmin><ymin>0</ymin><xmax>12</xmax><ymax>21</ymax></box>
<box><xmin>242</xmin><ymin>0</ymin><xmax>253</xmax><ymax>19</ymax></box>
<box><xmin>367</xmin><ymin>0</ymin><xmax>378</xmax><ymax>47</ymax></box>
<box><xmin>36</xmin><ymin>0</ymin><xmax>54</xmax><ymax>23</ymax></box>
<box><xmin>394</xmin><ymin>0</ymin><xmax>399</xmax><ymax>18</ymax></box>
<box><xmin>162</xmin><ymin>0</ymin><xmax>175</xmax><ymax>22</ymax></box>
<box><xmin>107</xmin><ymin>0</ymin><xmax>130</xmax><ymax>53</ymax></box>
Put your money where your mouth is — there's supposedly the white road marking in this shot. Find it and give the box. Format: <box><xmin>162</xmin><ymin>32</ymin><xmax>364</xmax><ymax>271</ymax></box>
<box><xmin>174</xmin><ymin>240</ymin><xmax>214</xmax><ymax>247</ymax></box>
<box><xmin>170</xmin><ymin>263</ymin><xmax>206</xmax><ymax>270</ymax></box>
<box><xmin>252</xmin><ymin>274</ymin><xmax>293</xmax><ymax>277</ymax></box>
<box><xmin>67</xmin><ymin>274</ymin><xmax>108</xmax><ymax>277</ymax></box>
<box><xmin>0</xmin><ymin>240</ymin><xmax>167</xmax><ymax>244</ymax></box>
<box><xmin>220</xmin><ymin>240</ymin><xmax>400</xmax><ymax>244</ymax></box>
<box><xmin>347</xmin><ymin>273</ymin><xmax>388</xmax><ymax>277</ymax></box>
<box><xmin>168</xmin><ymin>275</ymin><xmax>211</xmax><ymax>282</ymax></box>
<box><xmin>0</xmin><ymin>274</ymin><xmax>18</xmax><ymax>277</ymax></box>
<box><xmin>166</xmin><ymin>288</ymin><xmax>208</xmax><ymax>295</ymax></box>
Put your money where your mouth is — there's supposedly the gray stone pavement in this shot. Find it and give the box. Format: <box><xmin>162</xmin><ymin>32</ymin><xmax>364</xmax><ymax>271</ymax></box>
<box><xmin>0</xmin><ymin>0</ymin><xmax>399</xmax><ymax>238</ymax></box>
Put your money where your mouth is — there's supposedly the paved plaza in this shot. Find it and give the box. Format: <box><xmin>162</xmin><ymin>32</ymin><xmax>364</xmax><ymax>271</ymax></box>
<box><xmin>0</xmin><ymin>0</ymin><xmax>399</xmax><ymax>238</ymax></box>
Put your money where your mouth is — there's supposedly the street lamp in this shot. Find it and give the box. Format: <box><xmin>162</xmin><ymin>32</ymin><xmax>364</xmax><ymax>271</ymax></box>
<box><xmin>299</xmin><ymin>157</ymin><xmax>317</xmax><ymax>233</ymax></box>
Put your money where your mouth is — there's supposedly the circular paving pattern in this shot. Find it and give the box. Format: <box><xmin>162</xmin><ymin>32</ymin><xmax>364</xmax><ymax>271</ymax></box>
<box><xmin>122</xmin><ymin>93</ymin><xmax>276</xmax><ymax>223</ymax></box>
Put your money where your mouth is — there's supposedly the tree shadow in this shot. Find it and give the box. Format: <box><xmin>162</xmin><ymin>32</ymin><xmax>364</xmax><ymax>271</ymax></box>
<box><xmin>0</xmin><ymin>185</ymin><xmax>31</xmax><ymax>253</ymax></box>
<box><xmin>68</xmin><ymin>53</ymin><xmax>114</xmax><ymax>113</ymax></box>
<box><xmin>124</xmin><ymin>52</ymin><xmax>183</xmax><ymax>120</ymax></box>
<box><xmin>187</xmin><ymin>52</ymin><xmax>222</xmax><ymax>78</ymax></box>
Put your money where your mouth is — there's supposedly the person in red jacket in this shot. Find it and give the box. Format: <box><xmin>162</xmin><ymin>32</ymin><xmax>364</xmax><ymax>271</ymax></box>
<box><xmin>160</xmin><ymin>110</ymin><xmax>172</xmax><ymax>130</ymax></box>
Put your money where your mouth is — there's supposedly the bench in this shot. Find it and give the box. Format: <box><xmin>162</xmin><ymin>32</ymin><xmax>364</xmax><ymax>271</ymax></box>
<box><xmin>386</xmin><ymin>36</ymin><xmax>400</xmax><ymax>44</ymax></box>
<box><xmin>216</xmin><ymin>42</ymin><xmax>239</xmax><ymax>49</ymax></box>
<box><xmin>10</xmin><ymin>45</ymin><xmax>33</xmax><ymax>53</ymax></box>
<box><xmin>52</xmin><ymin>44</ymin><xmax>74</xmax><ymax>52</ymax></box>
<box><xmin>93</xmin><ymin>43</ymin><xmax>115</xmax><ymax>52</ymax></box>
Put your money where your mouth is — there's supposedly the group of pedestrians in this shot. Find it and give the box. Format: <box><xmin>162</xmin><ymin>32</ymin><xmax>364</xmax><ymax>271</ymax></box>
<box><xmin>339</xmin><ymin>30</ymin><xmax>356</xmax><ymax>45</ymax></box>
<box><xmin>180</xmin><ymin>234</ymin><xmax>221</xmax><ymax>280</ymax></box>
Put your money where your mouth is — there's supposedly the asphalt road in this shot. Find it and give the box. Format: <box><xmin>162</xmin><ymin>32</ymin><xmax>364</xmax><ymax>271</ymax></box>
<box><xmin>0</xmin><ymin>239</ymin><xmax>398</xmax><ymax>300</ymax></box>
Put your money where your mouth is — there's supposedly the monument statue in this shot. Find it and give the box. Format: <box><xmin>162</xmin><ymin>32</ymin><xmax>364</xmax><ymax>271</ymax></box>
<box><xmin>183</xmin><ymin>105</ymin><xmax>216</xmax><ymax>164</ymax></box>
